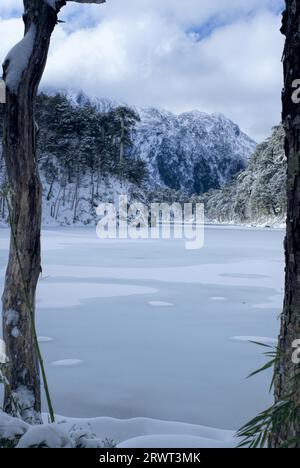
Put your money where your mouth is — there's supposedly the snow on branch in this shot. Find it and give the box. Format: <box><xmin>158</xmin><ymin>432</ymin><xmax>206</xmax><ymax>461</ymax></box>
<box><xmin>45</xmin><ymin>0</ymin><xmax>105</xmax><ymax>7</ymax></box>
<box><xmin>3</xmin><ymin>25</ymin><xmax>36</xmax><ymax>94</ymax></box>
<box><xmin>45</xmin><ymin>0</ymin><xmax>105</xmax><ymax>11</ymax></box>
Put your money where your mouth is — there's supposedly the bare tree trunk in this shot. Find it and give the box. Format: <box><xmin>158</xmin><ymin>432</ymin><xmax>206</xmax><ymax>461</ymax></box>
<box><xmin>2</xmin><ymin>0</ymin><xmax>58</xmax><ymax>421</ymax></box>
<box><xmin>120</xmin><ymin>114</ymin><xmax>125</xmax><ymax>163</ymax></box>
<box><xmin>90</xmin><ymin>170</ymin><xmax>95</xmax><ymax>205</ymax></box>
<box><xmin>96</xmin><ymin>168</ymin><xmax>100</xmax><ymax>197</ymax></box>
<box><xmin>46</xmin><ymin>175</ymin><xmax>56</xmax><ymax>201</ymax></box>
<box><xmin>272</xmin><ymin>0</ymin><xmax>300</xmax><ymax>447</ymax></box>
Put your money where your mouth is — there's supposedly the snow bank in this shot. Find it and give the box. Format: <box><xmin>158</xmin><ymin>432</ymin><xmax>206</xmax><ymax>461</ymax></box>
<box><xmin>52</xmin><ymin>415</ymin><xmax>236</xmax><ymax>449</ymax></box>
<box><xmin>4</xmin><ymin>25</ymin><xmax>36</xmax><ymax>94</ymax></box>
<box><xmin>0</xmin><ymin>412</ymin><xmax>28</xmax><ymax>441</ymax></box>
<box><xmin>1</xmin><ymin>411</ymin><xmax>236</xmax><ymax>448</ymax></box>
<box><xmin>16</xmin><ymin>424</ymin><xmax>73</xmax><ymax>448</ymax></box>
<box><xmin>117</xmin><ymin>434</ymin><xmax>235</xmax><ymax>448</ymax></box>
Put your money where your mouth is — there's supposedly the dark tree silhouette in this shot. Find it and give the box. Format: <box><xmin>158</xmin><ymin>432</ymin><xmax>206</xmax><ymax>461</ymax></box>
<box><xmin>272</xmin><ymin>0</ymin><xmax>300</xmax><ymax>447</ymax></box>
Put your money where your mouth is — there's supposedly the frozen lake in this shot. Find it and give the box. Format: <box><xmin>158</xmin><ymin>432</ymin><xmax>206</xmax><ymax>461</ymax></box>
<box><xmin>0</xmin><ymin>225</ymin><xmax>284</xmax><ymax>431</ymax></box>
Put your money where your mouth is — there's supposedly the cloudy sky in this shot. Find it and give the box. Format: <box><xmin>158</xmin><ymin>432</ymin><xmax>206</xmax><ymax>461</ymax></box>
<box><xmin>0</xmin><ymin>0</ymin><xmax>285</xmax><ymax>141</ymax></box>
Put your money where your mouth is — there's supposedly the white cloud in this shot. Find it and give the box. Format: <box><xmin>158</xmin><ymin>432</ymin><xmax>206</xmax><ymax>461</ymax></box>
<box><xmin>0</xmin><ymin>0</ymin><xmax>285</xmax><ymax>141</ymax></box>
<box><xmin>0</xmin><ymin>18</ymin><xmax>23</xmax><ymax>58</ymax></box>
<box><xmin>0</xmin><ymin>0</ymin><xmax>22</xmax><ymax>17</ymax></box>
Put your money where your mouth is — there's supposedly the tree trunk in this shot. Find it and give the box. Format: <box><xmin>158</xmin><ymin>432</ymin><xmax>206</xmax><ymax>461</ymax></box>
<box><xmin>1</xmin><ymin>0</ymin><xmax>59</xmax><ymax>422</ymax></box>
<box><xmin>272</xmin><ymin>0</ymin><xmax>300</xmax><ymax>447</ymax></box>
<box><xmin>120</xmin><ymin>114</ymin><xmax>125</xmax><ymax>163</ymax></box>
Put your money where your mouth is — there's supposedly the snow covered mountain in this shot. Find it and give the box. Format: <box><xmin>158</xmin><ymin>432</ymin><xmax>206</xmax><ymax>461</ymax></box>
<box><xmin>0</xmin><ymin>91</ymin><xmax>257</xmax><ymax>225</ymax></box>
<box><xmin>200</xmin><ymin>126</ymin><xmax>286</xmax><ymax>227</ymax></box>
<box><xmin>61</xmin><ymin>90</ymin><xmax>257</xmax><ymax>195</ymax></box>
<box><xmin>134</xmin><ymin>107</ymin><xmax>256</xmax><ymax>195</ymax></box>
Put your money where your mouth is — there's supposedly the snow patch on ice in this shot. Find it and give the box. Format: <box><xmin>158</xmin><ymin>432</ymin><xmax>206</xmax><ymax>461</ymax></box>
<box><xmin>231</xmin><ymin>336</ymin><xmax>277</xmax><ymax>345</ymax></box>
<box><xmin>51</xmin><ymin>359</ymin><xmax>83</xmax><ymax>367</ymax></box>
<box><xmin>252</xmin><ymin>294</ymin><xmax>283</xmax><ymax>310</ymax></box>
<box><xmin>37</xmin><ymin>282</ymin><xmax>157</xmax><ymax>308</ymax></box>
<box><xmin>38</xmin><ymin>336</ymin><xmax>54</xmax><ymax>343</ymax></box>
<box><xmin>148</xmin><ymin>301</ymin><xmax>173</xmax><ymax>307</ymax></box>
<box><xmin>43</xmin><ymin>259</ymin><xmax>283</xmax><ymax>289</ymax></box>
<box><xmin>4</xmin><ymin>25</ymin><xmax>36</xmax><ymax>94</ymax></box>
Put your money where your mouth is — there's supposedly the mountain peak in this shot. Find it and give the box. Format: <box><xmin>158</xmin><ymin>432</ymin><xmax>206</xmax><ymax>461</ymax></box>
<box><xmin>133</xmin><ymin>104</ymin><xmax>256</xmax><ymax>195</ymax></box>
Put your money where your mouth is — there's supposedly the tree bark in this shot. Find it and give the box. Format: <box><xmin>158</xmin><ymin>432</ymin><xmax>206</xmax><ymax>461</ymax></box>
<box><xmin>272</xmin><ymin>0</ymin><xmax>300</xmax><ymax>447</ymax></box>
<box><xmin>2</xmin><ymin>0</ymin><xmax>59</xmax><ymax>422</ymax></box>
<box><xmin>1</xmin><ymin>0</ymin><xmax>105</xmax><ymax>422</ymax></box>
<box><xmin>120</xmin><ymin>114</ymin><xmax>125</xmax><ymax>163</ymax></box>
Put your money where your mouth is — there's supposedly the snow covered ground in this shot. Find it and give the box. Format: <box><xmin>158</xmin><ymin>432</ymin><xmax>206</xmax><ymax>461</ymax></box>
<box><xmin>0</xmin><ymin>411</ymin><xmax>236</xmax><ymax>448</ymax></box>
<box><xmin>0</xmin><ymin>225</ymin><xmax>284</xmax><ymax>446</ymax></box>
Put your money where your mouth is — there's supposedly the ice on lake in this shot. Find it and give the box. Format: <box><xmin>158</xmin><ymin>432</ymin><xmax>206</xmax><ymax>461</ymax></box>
<box><xmin>0</xmin><ymin>225</ymin><xmax>284</xmax><ymax>431</ymax></box>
